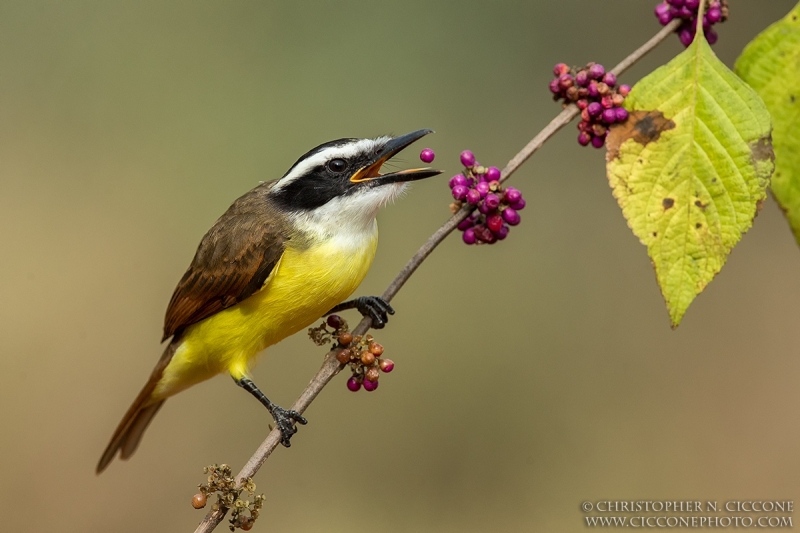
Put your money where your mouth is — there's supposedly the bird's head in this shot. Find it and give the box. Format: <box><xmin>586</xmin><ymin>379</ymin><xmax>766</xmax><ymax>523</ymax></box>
<box><xmin>269</xmin><ymin>129</ymin><xmax>441</xmax><ymax>232</ymax></box>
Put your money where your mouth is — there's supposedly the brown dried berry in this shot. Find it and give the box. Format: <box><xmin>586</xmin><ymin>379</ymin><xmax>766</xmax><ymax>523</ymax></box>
<box><xmin>368</xmin><ymin>342</ymin><xmax>384</xmax><ymax>356</ymax></box>
<box><xmin>361</xmin><ymin>350</ymin><xmax>376</xmax><ymax>365</ymax></box>
<box><xmin>240</xmin><ymin>517</ymin><xmax>253</xmax><ymax>531</ymax></box>
<box><xmin>327</xmin><ymin>315</ymin><xmax>343</xmax><ymax>329</ymax></box>
<box><xmin>338</xmin><ymin>332</ymin><xmax>353</xmax><ymax>346</ymax></box>
<box><xmin>365</xmin><ymin>367</ymin><xmax>380</xmax><ymax>381</ymax></box>
<box><xmin>565</xmin><ymin>86</ymin><xmax>579</xmax><ymax>101</ymax></box>
<box><xmin>336</xmin><ymin>349</ymin><xmax>352</xmax><ymax>364</ymax></box>
<box><xmin>192</xmin><ymin>493</ymin><xmax>207</xmax><ymax>509</ymax></box>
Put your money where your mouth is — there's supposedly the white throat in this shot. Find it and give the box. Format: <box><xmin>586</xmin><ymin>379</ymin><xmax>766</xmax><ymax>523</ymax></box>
<box><xmin>290</xmin><ymin>182</ymin><xmax>407</xmax><ymax>241</ymax></box>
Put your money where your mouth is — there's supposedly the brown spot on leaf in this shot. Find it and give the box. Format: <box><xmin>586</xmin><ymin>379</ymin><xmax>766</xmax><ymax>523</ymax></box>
<box><xmin>694</xmin><ymin>200</ymin><xmax>707</xmax><ymax>210</ymax></box>
<box><xmin>695</xmin><ymin>223</ymin><xmax>702</xmax><ymax>229</ymax></box>
<box><xmin>606</xmin><ymin>110</ymin><xmax>676</xmax><ymax>160</ymax></box>
<box><xmin>663</xmin><ymin>198</ymin><xmax>675</xmax><ymax>209</ymax></box>
<box><xmin>652</xmin><ymin>231</ymin><xmax>658</xmax><ymax>237</ymax></box>
<box><xmin>791</xmin><ymin>95</ymin><xmax>796</xmax><ymax>103</ymax></box>
<box><xmin>750</xmin><ymin>134</ymin><xmax>775</xmax><ymax>167</ymax></box>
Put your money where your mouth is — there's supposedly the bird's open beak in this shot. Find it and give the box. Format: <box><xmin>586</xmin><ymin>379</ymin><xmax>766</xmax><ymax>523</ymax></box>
<box><xmin>350</xmin><ymin>129</ymin><xmax>442</xmax><ymax>185</ymax></box>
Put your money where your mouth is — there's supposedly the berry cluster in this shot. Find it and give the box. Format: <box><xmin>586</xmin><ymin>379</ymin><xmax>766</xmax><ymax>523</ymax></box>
<box><xmin>549</xmin><ymin>63</ymin><xmax>631</xmax><ymax>149</ymax></box>
<box><xmin>655</xmin><ymin>0</ymin><xmax>728</xmax><ymax>46</ymax></box>
<box><xmin>449</xmin><ymin>150</ymin><xmax>525</xmax><ymax>245</ymax></box>
<box><xmin>309</xmin><ymin>315</ymin><xmax>394</xmax><ymax>392</ymax></box>
<box><xmin>192</xmin><ymin>464</ymin><xmax>263</xmax><ymax>532</ymax></box>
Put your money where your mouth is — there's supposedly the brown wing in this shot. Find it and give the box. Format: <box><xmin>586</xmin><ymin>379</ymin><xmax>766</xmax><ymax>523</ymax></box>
<box><xmin>162</xmin><ymin>185</ymin><xmax>287</xmax><ymax>341</ymax></box>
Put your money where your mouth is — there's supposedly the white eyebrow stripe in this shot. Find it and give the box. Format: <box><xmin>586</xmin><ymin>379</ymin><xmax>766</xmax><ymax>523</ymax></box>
<box><xmin>272</xmin><ymin>136</ymin><xmax>391</xmax><ymax>192</ymax></box>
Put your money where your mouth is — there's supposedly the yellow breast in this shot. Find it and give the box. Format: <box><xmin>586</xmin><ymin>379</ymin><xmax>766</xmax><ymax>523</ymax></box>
<box><xmin>154</xmin><ymin>224</ymin><xmax>379</xmax><ymax>399</ymax></box>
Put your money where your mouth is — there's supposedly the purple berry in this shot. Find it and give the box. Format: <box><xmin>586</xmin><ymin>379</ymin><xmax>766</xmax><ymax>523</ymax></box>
<box><xmin>502</xmin><ymin>208</ymin><xmax>521</xmax><ymax>226</ymax></box>
<box><xmin>655</xmin><ymin>2</ymin><xmax>671</xmax><ymax>16</ymax></box>
<box><xmin>549</xmin><ymin>79</ymin><xmax>561</xmax><ymax>94</ymax></box>
<box><xmin>363</xmin><ymin>379</ymin><xmax>379</xmax><ymax>392</ymax></box>
<box><xmin>457</xmin><ymin>217</ymin><xmax>475</xmax><ymax>231</ymax></box>
<box><xmin>602</xmin><ymin>108</ymin><xmax>617</xmax><ymax>124</ymax></box>
<box><xmin>602</xmin><ymin>72</ymin><xmax>617</xmax><ymax>87</ymax></box>
<box><xmin>484</xmin><ymin>193</ymin><xmax>500</xmax><ymax>210</ymax></box>
<box><xmin>486</xmin><ymin>214</ymin><xmax>503</xmax><ymax>233</ymax></box>
<box><xmin>510</xmin><ymin>198</ymin><xmax>526</xmax><ymax>211</ymax></box>
<box><xmin>497</xmin><ymin>225</ymin><xmax>510</xmax><ymax>240</ymax></box>
<box><xmin>679</xmin><ymin>28</ymin><xmax>694</xmax><ymax>46</ymax></box>
<box><xmin>575</xmin><ymin>70</ymin><xmax>589</xmax><ymax>87</ymax></box>
<box><xmin>462</xmin><ymin>228</ymin><xmax>476</xmax><ymax>244</ymax></box>
<box><xmin>553</xmin><ymin>63</ymin><xmax>569</xmax><ymax>76</ymax></box>
<box><xmin>657</xmin><ymin>11</ymin><xmax>673</xmax><ymax>25</ymax></box>
<box><xmin>475</xmin><ymin>225</ymin><xmax>497</xmax><ymax>244</ymax></box>
<box><xmin>475</xmin><ymin>180</ymin><xmax>490</xmax><ymax>197</ymax></box>
<box><xmin>705</xmin><ymin>28</ymin><xmax>718</xmax><ymax>45</ymax></box>
<box><xmin>419</xmin><ymin>148</ymin><xmax>435</xmax><ymax>164</ymax></box>
<box><xmin>615</xmin><ymin>107</ymin><xmax>629</xmax><ymax>122</ymax></box>
<box><xmin>685</xmin><ymin>0</ymin><xmax>699</xmax><ymax>7</ymax></box>
<box><xmin>578</xmin><ymin>132</ymin><xmax>592</xmax><ymax>146</ymax></box>
<box><xmin>587</xmin><ymin>102</ymin><xmax>603</xmax><ymax>117</ymax></box>
<box><xmin>346</xmin><ymin>377</ymin><xmax>361</xmax><ymax>392</ymax></box>
<box><xmin>504</xmin><ymin>187</ymin><xmax>522</xmax><ymax>204</ymax></box>
<box><xmin>619</xmin><ymin>84</ymin><xmax>631</xmax><ymax>96</ymax></box>
<box><xmin>451</xmin><ymin>184</ymin><xmax>468</xmax><ymax>201</ymax></box>
<box><xmin>588</xmin><ymin>64</ymin><xmax>605</xmax><ymax>80</ymax></box>
<box><xmin>478</xmin><ymin>202</ymin><xmax>491</xmax><ymax>215</ymax></box>
<box><xmin>591</xmin><ymin>135</ymin><xmax>605</xmax><ymax>149</ymax></box>
<box><xmin>485</xmin><ymin>166</ymin><xmax>501</xmax><ymax>181</ymax></box>
<box><xmin>558</xmin><ymin>74</ymin><xmax>574</xmax><ymax>90</ymax></box>
<box><xmin>587</xmin><ymin>82</ymin><xmax>599</xmax><ymax>98</ymax></box>
<box><xmin>460</xmin><ymin>150</ymin><xmax>475</xmax><ymax>167</ymax></box>
<box><xmin>678</xmin><ymin>6</ymin><xmax>692</xmax><ymax>18</ymax></box>
<box><xmin>466</xmin><ymin>188</ymin><xmax>481</xmax><ymax>205</ymax></box>
<box><xmin>449</xmin><ymin>174</ymin><xmax>468</xmax><ymax>189</ymax></box>
<box><xmin>667</xmin><ymin>0</ymin><xmax>684</xmax><ymax>6</ymax></box>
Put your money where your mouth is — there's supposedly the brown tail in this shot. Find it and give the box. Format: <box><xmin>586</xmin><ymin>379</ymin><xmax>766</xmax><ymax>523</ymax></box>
<box><xmin>96</xmin><ymin>342</ymin><xmax>177</xmax><ymax>474</ymax></box>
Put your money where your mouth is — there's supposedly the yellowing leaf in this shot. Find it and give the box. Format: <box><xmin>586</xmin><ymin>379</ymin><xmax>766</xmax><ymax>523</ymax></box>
<box><xmin>736</xmin><ymin>2</ymin><xmax>800</xmax><ymax>245</ymax></box>
<box><xmin>606</xmin><ymin>33</ymin><xmax>774</xmax><ymax>327</ymax></box>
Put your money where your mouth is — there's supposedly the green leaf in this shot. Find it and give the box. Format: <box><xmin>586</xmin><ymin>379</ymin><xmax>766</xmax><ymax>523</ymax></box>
<box><xmin>606</xmin><ymin>32</ymin><xmax>773</xmax><ymax>328</ymax></box>
<box><xmin>736</xmin><ymin>2</ymin><xmax>800</xmax><ymax>245</ymax></box>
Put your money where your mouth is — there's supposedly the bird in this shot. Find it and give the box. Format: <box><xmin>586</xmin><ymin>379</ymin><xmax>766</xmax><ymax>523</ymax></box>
<box><xmin>97</xmin><ymin>129</ymin><xmax>441</xmax><ymax>473</ymax></box>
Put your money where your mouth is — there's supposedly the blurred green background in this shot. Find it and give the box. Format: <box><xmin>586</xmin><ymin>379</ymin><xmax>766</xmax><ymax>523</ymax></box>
<box><xmin>1</xmin><ymin>1</ymin><xmax>798</xmax><ymax>531</ymax></box>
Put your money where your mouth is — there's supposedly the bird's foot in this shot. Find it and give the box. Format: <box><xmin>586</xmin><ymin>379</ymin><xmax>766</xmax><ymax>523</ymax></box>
<box><xmin>352</xmin><ymin>296</ymin><xmax>395</xmax><ymax>329</ymax></box>
<box><xmin>269</xmin><ymin>405</ymin><xmax>308</xmax><ymax>447</ymax></box>
<box><xmin>326</xmin><ymin>296</ymin><xmax>395</xmax><ymax>328</ymax></box>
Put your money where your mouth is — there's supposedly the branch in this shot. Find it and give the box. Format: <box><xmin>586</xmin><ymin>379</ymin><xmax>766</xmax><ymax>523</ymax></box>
<box><xmin>192</xmin><ymin>17</ymin><xmax>681</xmax><ymax>533</ymax></box>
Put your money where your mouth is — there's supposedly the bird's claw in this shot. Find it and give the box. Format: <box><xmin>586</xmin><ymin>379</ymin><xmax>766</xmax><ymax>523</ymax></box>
<box><xmin>269</xmin><ymin>405</ymin><xmax>308</xmax><ymax>447</ymax></box>
<box><xmin>355</xmin><ymin>296</ymin><xmax>395</xmax><ymax>329</ymax></box>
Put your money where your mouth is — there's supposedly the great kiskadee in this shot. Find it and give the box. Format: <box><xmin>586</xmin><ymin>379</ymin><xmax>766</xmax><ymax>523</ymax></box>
<box><xmin>97</xmin><ymin>129</ymin><xmax>441</xmax><ymax>473</ymax></box>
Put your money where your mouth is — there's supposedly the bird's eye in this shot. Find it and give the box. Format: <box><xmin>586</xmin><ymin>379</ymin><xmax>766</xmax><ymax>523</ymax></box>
<box><xmin>327</xmin><ymin>159</ymin><xmax>347</xmax><ymax>173</ymax></box>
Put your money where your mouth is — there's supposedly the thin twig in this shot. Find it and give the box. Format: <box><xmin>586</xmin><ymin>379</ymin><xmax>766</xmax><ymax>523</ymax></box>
<box><xmin>192</xmin><ymin>18</ymin><xmax>680</xmax><ymax>533</ymax></box>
